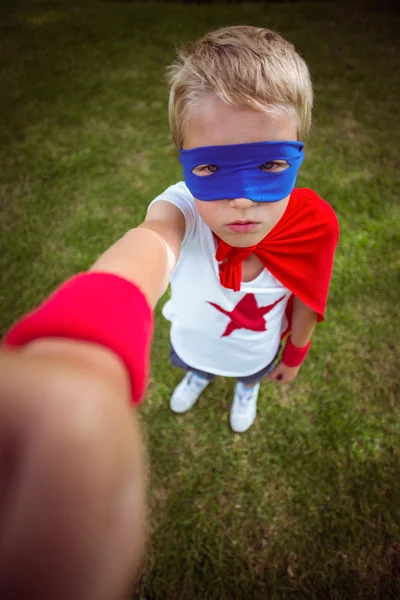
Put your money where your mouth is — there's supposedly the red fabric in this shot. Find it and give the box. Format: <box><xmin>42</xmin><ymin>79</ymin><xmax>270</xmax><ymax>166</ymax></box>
<box><xmin>3</xmin><ymin>272</ymin><xmax>153</xmax><ymax>404</ymax></box>
<box><xmin>216</xmin><ymin>188</ymin><xmax>339</xmax><ymax>332</ymax></box>
<box><xmin>282</xmin><ymin>337</ymin><xmax>311</xmax><ymax>367</ymax></box>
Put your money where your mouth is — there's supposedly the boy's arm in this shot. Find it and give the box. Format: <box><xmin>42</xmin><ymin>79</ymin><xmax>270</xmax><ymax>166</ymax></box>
<box><xmin>268</xmin><ymin>296</ymin><xmax>318</xmax><ymax>384</ymax></box>
<box><xmin>4</xmin><ymin>200</ymin><xmax>186</xmax><ymax>398</ymax></box>
<box><xmin>0</xmin><ymin>200</ymin><xmax>186</xmax><ymax>598</ymax></box>
<box><xmin>90</xmin><ymin>200</ymin><xmax>186</xmax><ymax>307</ymax></box>
<box><xmin>289</xmin><ymin>296</ymin><xmax>318</xmax><ymax>348</ymax></box>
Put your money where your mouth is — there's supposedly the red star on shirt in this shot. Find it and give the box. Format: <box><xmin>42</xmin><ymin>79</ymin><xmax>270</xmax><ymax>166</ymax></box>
<box><xmin>207</xmin><ymin>293</ymin><xmax>286</xmax><ymax>337</ymax></box>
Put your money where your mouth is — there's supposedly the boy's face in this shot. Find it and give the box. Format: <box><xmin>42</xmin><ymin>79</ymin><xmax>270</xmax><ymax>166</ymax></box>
<box><xmin>182</xmin><ymin>95</ymin><xmax>298</xmax><ymax>248</ymax></box>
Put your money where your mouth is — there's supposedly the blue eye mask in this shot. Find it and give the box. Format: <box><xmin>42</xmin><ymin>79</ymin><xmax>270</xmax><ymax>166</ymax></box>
<box><xmin>179</xmin><ymin>140</ymin><xmax>304</xmax><ymax>202</ymax></box>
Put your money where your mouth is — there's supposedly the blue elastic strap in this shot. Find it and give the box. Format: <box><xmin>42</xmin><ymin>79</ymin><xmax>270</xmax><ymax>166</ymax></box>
<box><xmin>179</xmin><ymin>140</ymin><xmax>304</xmax><ymax>202</ymax></box>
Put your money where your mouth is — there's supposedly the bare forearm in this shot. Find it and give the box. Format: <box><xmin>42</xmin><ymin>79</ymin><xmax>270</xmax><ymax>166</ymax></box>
<box><xmin>290</xmin><ymin>296</ymin><xmax>318</xmax><ymax>347</ymax></box>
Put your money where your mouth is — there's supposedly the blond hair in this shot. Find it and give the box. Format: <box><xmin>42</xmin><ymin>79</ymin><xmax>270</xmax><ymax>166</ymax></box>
<box><xmin>167</xmin><ymin>25</ymin><xmax>313</xmax><ymax>148</ymax></box>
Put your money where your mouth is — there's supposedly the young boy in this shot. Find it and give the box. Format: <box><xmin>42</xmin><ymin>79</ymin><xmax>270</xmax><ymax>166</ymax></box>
<box><xmin>147</xmin><ymin>25</ymin><xmax>339</xmax><ymax>432</ymax></box>
<box><xmin>0</xmin><ymin>25</ymin><xmax>338</xmax><ymax>598</ymax></box>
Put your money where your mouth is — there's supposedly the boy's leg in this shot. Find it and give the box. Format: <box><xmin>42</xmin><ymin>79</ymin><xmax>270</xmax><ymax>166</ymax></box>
<box><xmin>0</xmin><ymin>340</ymin><xmax>146</xmax><ymax>600</ymax></box>
<box><xmin>230</xmin><ymin>358</ymin><xmax>277</xmax><ymax>433</ymax></box>
<box><xmin>169</xmin><ymin>345</ymin><xmax>214</xmax><ymax>413</ymax></box>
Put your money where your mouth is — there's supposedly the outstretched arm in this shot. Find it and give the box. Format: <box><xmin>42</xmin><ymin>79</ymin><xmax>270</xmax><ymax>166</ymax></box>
<box><xmin>0</xmin><ymin>200</ymin><xmax>185</xmax><ymax>600</ymax></box>
<box><xmin>90</xmin><ymin>200</ymin><xmax>185</xmax><ymax>307</ymax></box>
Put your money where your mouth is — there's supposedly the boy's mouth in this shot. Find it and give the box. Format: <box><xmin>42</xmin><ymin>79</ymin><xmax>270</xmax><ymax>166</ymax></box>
<box><xmin>226</xmin><ymin>220</ymin><xmax>260</xmax><ymax>233</ymax></box>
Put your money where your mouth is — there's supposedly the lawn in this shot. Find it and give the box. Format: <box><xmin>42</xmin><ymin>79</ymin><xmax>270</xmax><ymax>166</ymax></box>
<box><xmin>0</xmin><ymin>1</ymin><xmax>399</xmax><ymax>598</ymax></box>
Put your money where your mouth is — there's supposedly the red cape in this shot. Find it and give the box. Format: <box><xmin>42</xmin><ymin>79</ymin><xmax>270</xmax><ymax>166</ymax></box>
<box><xmin>216</xmin><ymin>188</ymin><xmax>340</xmax><ymax>335</ymax></box>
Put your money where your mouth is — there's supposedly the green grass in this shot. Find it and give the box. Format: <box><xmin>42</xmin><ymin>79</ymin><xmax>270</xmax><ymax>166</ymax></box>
<box><xmin>1</xmin><ymin>1</ymin><xmax>399</xmax><ymax>598</ymax></box>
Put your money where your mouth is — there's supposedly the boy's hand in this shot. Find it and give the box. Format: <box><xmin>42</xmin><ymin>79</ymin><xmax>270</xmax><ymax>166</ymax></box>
<box><xmin>268</xmin><ymin>360</ymin><xmax>301</xmax><ymax>384</ymax></box>
<box><xmin>0</xmin><ymin>340</ymin><xmax>146</xmax><ymax>600</ymax></box>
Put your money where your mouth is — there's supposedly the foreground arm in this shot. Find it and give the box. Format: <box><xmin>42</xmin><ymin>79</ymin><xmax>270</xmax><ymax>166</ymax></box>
<box><xmin>0</xmin><ymin>201</ymin><xmax>185</xmax><ymax>599</ymax></box>
<box><xmin>90</xmin><ymin>201</ymin><xmax>185</xmax><ymax>307</ymax></box>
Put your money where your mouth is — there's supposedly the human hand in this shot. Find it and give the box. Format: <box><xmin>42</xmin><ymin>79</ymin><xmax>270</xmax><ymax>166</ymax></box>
<box><xmin>0</xmin><ymin>341</ymin><xmax>146</xmax><ymax>600</ymax></box>
<box><xmin>267</xmin><ymin>360</ymin><xmax>301</xmax><ymax>384</ymax></box>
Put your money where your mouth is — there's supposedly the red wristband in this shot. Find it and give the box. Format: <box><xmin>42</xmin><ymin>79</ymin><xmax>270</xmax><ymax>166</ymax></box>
<box><xmin>3</xmin><ymin>272</ymin><xmax>154</xmax><ymax>404</ymax></box>
<box><xmin>282</xmin><ymin>336</ymin><xmax>311</xmax><ymax>367</ymax></box>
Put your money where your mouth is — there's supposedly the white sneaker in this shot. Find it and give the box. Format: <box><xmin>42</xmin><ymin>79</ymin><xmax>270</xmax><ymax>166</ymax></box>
<box><xmin>170</xmin><ymin>372</ymin><xmax>211</xmax><ymax>414</ymax></box>
<box><xmin>230</xmin><ymin>382</ymin><xmax>260</xmax><ymax>433</ymax></box>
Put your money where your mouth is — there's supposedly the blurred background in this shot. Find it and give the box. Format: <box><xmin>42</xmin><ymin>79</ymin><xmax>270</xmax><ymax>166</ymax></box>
<box><xmin>0</xmin><ymin>0</ymin><xmax>399</xmax><ymax>598</ymax></box>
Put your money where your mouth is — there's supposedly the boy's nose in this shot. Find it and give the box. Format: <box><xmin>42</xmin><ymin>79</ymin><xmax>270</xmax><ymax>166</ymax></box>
<box><xmin>229</xmin><ymin>197</ymin><xmax>256</xmax><ymax>210</ymax></box>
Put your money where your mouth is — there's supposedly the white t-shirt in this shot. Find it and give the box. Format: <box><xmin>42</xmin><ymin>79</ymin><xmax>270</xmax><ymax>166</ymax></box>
<box><xmin>148</xmin><ymin>182</ymin><xmax>290</xmax><ymax>377</ymax></box>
